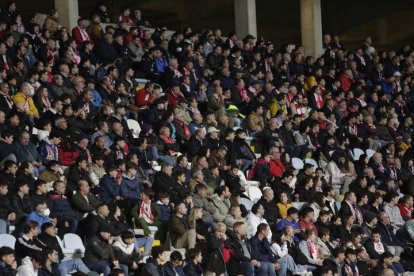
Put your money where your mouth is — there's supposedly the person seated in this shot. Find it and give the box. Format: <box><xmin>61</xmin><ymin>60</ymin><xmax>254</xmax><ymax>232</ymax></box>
<box><xmin>162</xmin><ymin>251</ymin><xmax>185</xmax><ymax>276</ymax></box>
<box><xmin>14</xmin><ymin>221</ymin><xmax>43</xmax><ymax>264</ymax></box>
<box><xmin>48</xmin><ymin>180</ymin><xmax>78</xmax><ymax>235</ymax></box>
<box><xmin>183</xmin><ymin>248</ymin><xmax>204</xmax><ymax>276</ymax></box>
<box><xmin>0</xmin><ymin>182</ymin><xmax>16</xmax><ymax>234</ymax></box>
<box><xmin>210</xmin><ymin>186</ymin><xmax>231</xmax><ymax>223</ymax></box>
<box><xmin>131</xmin><ymin>189</ymin><xmax>161</xmax><ymax>237</ymax></box>
<box><xmin>112</xmin><ymin>231</ymin><xmax>140</xmax><ymax>275</ymax></box>
<box><xmin>298</xmin><ymin>229</ymin><xmax>324</xmax><ymax>268</ymax></box>
<box><xmin>38</xmin><ymin>224</ymin><xmax>92</xmax><ymax>275</ymax></box>
<box><xmin>70</xmin><ymin>180</ymin><xmax>102</xmax><ymax>219</ymax></box>
<box><xmin>26</xmin><ymin>201</ymin><xmax>51</xmax><ymax>230</ymax></box>
<box><xmin>141</xmin><ymin>246</ymin><xmax>168</xmax><ymax>276</ymax></box>
<box><xmin>257</xmin><ymin>187</ymin><xmax>281</xmax><ymax>227</ymax></box>
<box><xmin>0</xmin><ymin>246</ymin><xmax>17</xmax><ymax>275</ymax></box>
<box><xmin>203</xmin><ymin>222</ymin><xmax>232</xmax><ymax>276</ymax></box>
<box><xmin>83</xmin><ymin>224</ymin><xmax>119</xmax><ymax>276</ymax></box>
<box><xmin>168</xmin><ymin>202</ymin><xmax>196</xmax><ymax>249</ymax></box>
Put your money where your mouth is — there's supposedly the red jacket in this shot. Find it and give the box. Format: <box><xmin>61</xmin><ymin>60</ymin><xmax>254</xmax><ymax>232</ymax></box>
<box><xmin>135</xmin><ymin>88</ymin><xmax>155</xmax><ymax>107</ymax></box>
<box><xmin>399</xmin><ymin>203</ymin><xmax>413</xmax><ymax>221</ymax></box>
<box><xmin>71</xmin><ymin>26</ymin><xmax>90</xmax><ymax>47</ymax></box>
<box><xmin>339</xmin><ymin>73</ymin><xmax>355</xmax><ymax>92</ymax></box>
<box><xmin>269</xmin><ymin>158</ymin><xmax>286</xmax><ymax>177</ymax></box>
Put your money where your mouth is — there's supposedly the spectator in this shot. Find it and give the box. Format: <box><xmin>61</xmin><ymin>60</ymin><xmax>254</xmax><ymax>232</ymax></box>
<box><xmin>168</xmin><ymin>202</ymin><xmax>196</xmax><ymax>249</ymax></box>
<box><xmin>71</xmin><ymin>180</ymin><xmax>101</xmax><ymax>218</ymax></box>
<box><xmin>83</xmin><ymin>223</ymin><xmax>118</xmax><ymax>276</ymax></box>
<box><xmin>14</xmin><ymin>221</ymin><xmax>43</xmax><ymax>263</ymax></box>
<box><xmin>141</xmin><ymin>246</ymin><xmax>167</xmax><ymax>276</ymax></box>
<box><xmin>26</xmin><ymin>201</ymin><xmax>51</xmax><ymax>230</ymax></box>
<box><xmin>163</xmin><ymin>250</ymin><xmax>185</xmax><ymax>276</ymax></box>
<box><xmin>246</xmin><ymin>203</ymin><xmax>272</xmax><ymax>240</ymax></box>
<box><xmin>183</xmin><ymin>248</ymin><xmax>203</xmax><ymax>276</ymax></box>
<box><xmin>0</xmin><ymin>246</ymin><xmax>17</xmax><ymax>275</ymax></box>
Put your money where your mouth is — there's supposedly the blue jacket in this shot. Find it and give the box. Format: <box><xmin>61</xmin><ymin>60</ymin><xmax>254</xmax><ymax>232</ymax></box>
<box><xmin>99</xmin><ymin>175</ymin><xmax>120</xmax><ymax>203</ymax></box>
<box><xmin>250</xmin><ymin>235</ymin><xmax>278</xmax><ymax>263</ymax></box>
<box><xmin>156</xmin><ymin>201</ymin><xmax>171</xmax><ymax>222</ymax></box>
<box><xmin>120</xmin><ymin>173</ymin><xmax>143</xmax><ymax>200</ymax></box>
<box><xmin>49</xmin><ymin>192</ymin><xmax>77</xmax><ymax>219</ymax></box>
<box><xmin>163</xmin><ymin>262</ymin><xmax>185</xmax><ymax>276</ymax></box>
<box><xmin>39</xmin><ymin>140</ymin><xmax>59</xmax><ymax>165</ymax></box>
<box><xmin>27</xmin><ymin>211</ymin><xmax>51</xmax><ymax>229</ymax></box>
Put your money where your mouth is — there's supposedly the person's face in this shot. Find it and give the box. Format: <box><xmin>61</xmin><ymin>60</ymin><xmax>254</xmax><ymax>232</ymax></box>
<box><xmin>195</xmin><ymin>171</ymin><xmax>204</xmax><ymax>181</ymax></box>
<box><xmin>0</xmin><ymin>185</ymin><xmax>8</xmax><ymax>196</ymax></box>
<box><xmin>38</xmin><ymin>183</ymin><xmax>47</xmax><ymax>194</ymax></box>
<box><xmin>20</xmin><ymin>133</ymin><xmax>30</xmax><ymax>146</ymax></box>
<box><xmin>283</xmin><ymin>175</ymin><xmax>293</xmax><ymax>185</ymax></box>
<box><xmin>9</xmin><ymin>164</ymin><xmax>18</xmax><ymax>175</ymax></box>
<box><xmin>178</xmin><ymin>173</ymin><xmax>186</xmax><ymax>183</ymax></box>
<box><xmin>2</xmin><ymin>254</ymin><xmax>15</xmax><ymax>266</ymax></box>
<box><xmin>100</xmin><ymin>205</ymin><xmax>110</xmax><ymax>218</ymax></box>
<box><xmin>265</xmin><ymin>190</ymin><xmax>274</xmax><ymax>201</ymax></box>
<box><xmin>320</xmin><ymin>214</ymin><xmax>329</xmax><ymax>223</ymax></box>
<box><xmin>80</xmin><ymin>181</ymin><xmax>90</xmax><ymax>194</ymax></box>
<box><xmin>349</xmin><ymin>193</ymin><xmax>357</xmax><ymax>204</ymax></box>
<box><xmin>96</xmin><ymin>137</ymin><xmax>105</xmax><ymax>148</ymax></box>
<box><xmin>371</xmin><ymin>233</ymin><xmax>381</xmax><ymax>243</ymax></box>
<box><xmin>383</xmin><ymin>257</ymin><xmax>394</xmax><ymax>267</ymax></box>
<box><xmin>179</xmin><ymin>204</ymin><xmax>188</xmax><ymax>216</ymax></box>
<box><xmin>233</xmin><ymin>207</ymin><xmax>242</xmax><ymax>219</ymax></box>
<box><xmin>100</xmin><ymin>231</ymin><xmax>111</xmax><ymax>240</ymax></box>
<box><xmin>55</xmin><ymin>182</ymin><xmax>66</xmax><ymax>194</ymax></box>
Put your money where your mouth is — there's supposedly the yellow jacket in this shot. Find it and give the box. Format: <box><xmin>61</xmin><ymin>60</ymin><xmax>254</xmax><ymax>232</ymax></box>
<box><xmin>304</xmin><ymin>76</ymin><xmax>318</xmax><ymax>91</ymax></box>
<box><xmin>13</xmin><ymin>92</ymin><xmax>39</xmax><ymax>117</ymax></box>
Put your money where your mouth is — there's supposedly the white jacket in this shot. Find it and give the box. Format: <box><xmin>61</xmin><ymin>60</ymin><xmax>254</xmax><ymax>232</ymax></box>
<box><xmin>16</xmin><ymin>257</ymin><xmax>37</xmax><ymax>276</ymax></box>
<box><xmin>246</xmin><ymin>212</ymin><xmax>272</xmax><ymax>241</ymax></box>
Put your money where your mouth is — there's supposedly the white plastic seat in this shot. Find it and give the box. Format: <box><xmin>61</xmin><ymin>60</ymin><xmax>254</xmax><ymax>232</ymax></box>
<box><xmin>292</xmin><ymin>158</ymin><xmax>304</xmax><ymax>170</ymax></box>
<box><xmin>240</xmin><ymin>197</ymin><xmax>254</xmax><ymax>211</ymax></box>
<box><xmin>0</xmin><ymin>234</ymin><xmax>16</xmax><ymax>249</ymax></box>
<box><xmin>304</xmin><ymin>158</ymin><xmax>318</xmax><ymax>169</ymax></box>
<box><xmin>63</xmin><ymin>233</ymin><xmax>85</xmax><ymax>254</ymax></box>
<box><xmin>366</xmin><ymin>149</ymin><xmax>376</xmax><ymax>159</ymax></box>
<box><xmin>127</xmin><ymin>119</ymin><xmax>141</xmax><ymax>138</ymax></box>
<box><xmin>247</xmin><ymin>186</ymin><xmax>263</xmax><ymax>202</ymax></box>
<box><xmin>291</xmin><ymin>202</ymin><xmax>307</xmax><ymax>211</ymax></box>
<box><xmin>353</xmin><ymin>148</ymin><xmax>364</xmax><ymax>161</ymax></box>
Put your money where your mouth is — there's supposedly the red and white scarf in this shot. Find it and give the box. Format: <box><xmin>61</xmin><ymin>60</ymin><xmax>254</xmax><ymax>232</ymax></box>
<box><xmin>139</xmin><ymin>200</ymin><xmax>154</xmax><ymax>223</ymax></box>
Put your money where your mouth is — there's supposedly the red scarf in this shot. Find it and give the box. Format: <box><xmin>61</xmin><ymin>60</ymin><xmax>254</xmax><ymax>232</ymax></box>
<box><xmin>315</xmin><ymin>94</ymin><xmax>324</xmax><ymax>109</ymax></box>
<box><xmin>238</xmin><ymin>87</ymin><xmax>249</xmax><ymax>102</ymax></box>
<box><xmin>307</xmin><ymin>239</ymin><xmax>320</xmax><ymax>261</ymax></box>
<box><xmin>159</xmin><ymin>134</ymin><xmax>177</xmax><ymax>155</ymax></box>
<box><xmin>139</xmin><ymin>200</ymin><xmax>154</xmax><ymax>223</ymax></box>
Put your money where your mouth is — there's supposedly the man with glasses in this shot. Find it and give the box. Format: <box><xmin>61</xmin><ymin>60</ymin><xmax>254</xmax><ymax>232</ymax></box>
<box><xmin>15</xmin><ymin>130</ymin><xmax>43</xmax><ymax>177</ymax></box>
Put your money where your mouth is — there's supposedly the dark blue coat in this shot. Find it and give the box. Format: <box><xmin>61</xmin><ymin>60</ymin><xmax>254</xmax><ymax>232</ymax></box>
<box><xmin>99</xmin><ymin>175</ymin><xmax>120</xmax><ymax>203</ymax></box>
<box><xmin>49</xmin><ymin>192</ymin><xmax>77</xmax><ymax>219</ymax></box>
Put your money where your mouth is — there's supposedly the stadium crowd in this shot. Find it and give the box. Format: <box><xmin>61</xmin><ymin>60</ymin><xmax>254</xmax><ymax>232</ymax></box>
<box><xmin>0</xmin><ymin>0</ymin><xmax>414</xmax><ymax>275</ymax></box>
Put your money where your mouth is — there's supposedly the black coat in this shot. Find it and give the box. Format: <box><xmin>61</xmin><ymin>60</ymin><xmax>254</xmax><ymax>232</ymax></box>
<box><xmin>183</xmin><ymin>261</ymin><xmax>203</xmax><ymax>276</ymax></box>
<box><xmin>204</xmin><ymin>234</ymin><xmax>229</xmax><ymax>274</ymax></box>
<box><xmin>0</xmin><ymin>195</ymin><xmax>13</xmax><ymax>220</ymax></box>
<box><xmin>256</xmin><ymin>197</ymin><xmax>280</xmax><ymax>225</ymax></box>
<box><xmin>83</xmin><ymin>236</ymin><xmax>115</xmax><ymax>265</ymax></box>
<box><xmin>153</xmin><ymin>171</ymin><xmax>176</xmax><ymax>197</ymax></box>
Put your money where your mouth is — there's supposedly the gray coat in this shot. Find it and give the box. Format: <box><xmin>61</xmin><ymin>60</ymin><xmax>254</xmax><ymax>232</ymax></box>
<box><xmin>192</xmin><ymin>194</ymin><xmax>218</xmax><ymax>222</ymax></box>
